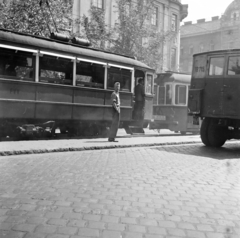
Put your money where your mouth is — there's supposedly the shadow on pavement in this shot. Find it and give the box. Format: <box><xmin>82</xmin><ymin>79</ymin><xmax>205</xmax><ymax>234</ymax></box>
<box><xmin>153</xmin><ymin>142</ymin><xmax>240</xmax><ymax>160</ymax></box>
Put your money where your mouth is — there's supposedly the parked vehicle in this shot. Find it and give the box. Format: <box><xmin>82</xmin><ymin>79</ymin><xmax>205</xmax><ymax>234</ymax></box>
<box><xmin>149</xmin><ymin>71</ymin><xmax>200</xmax><ymax>134</ymax></box>
<box><xmin>0</xmin><ymin>29</ymin><xmax>155</xmax><ymax>139</ymax></box>
<box><xmin>188</xmin><ymin>49</ymin><xmax>240</xmax><ymax>147</ymax></box>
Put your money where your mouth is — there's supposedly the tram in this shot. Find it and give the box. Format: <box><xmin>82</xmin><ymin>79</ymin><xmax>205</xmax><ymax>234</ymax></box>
<box><xmin>149</xmin><ymin>71</ymin><xmax>200</xmax><ymax>134</ymax></box>
<box><xmin>189</xmin><ymin>49</ymin><xmax>240</xmax><ymax>147</ymax></box>
<box><xmin>0</xmin><ymin>29</ymin><xmax>155</xmax><ymax>139</ymax></box>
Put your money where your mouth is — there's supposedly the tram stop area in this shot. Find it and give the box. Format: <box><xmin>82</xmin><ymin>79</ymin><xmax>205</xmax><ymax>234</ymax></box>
<box><xmin>0</xmin><ymin>129</ymin><xmax>201</xmax><ymax>156</ymax></box>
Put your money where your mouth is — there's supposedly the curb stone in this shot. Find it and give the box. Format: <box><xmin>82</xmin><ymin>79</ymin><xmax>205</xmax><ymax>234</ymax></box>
<box><xmin>0</xmin><ymin>140</ymin><xmax>201</xmax><ymax>156</ymax></box>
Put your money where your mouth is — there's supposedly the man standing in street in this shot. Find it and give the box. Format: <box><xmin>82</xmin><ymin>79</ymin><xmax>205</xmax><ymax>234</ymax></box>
<box><xmin>108</xmin><ymin>82</ymin><xmax>120</xmax><ymax>142</ymax></box>
<box><xmin>134</xmin><ymin>78</ymin><xmax>145</xmax><ymax>120</ymax></box>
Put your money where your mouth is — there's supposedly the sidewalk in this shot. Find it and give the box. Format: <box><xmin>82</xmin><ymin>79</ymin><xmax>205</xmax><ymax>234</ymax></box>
<box><xmin>0</xmin><ymin>130</ymin><xmax>202</xmax><ymax>156</ymax></box>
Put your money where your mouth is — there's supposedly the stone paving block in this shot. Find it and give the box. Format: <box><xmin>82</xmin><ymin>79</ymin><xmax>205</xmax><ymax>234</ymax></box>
<box><xmin>101</xmin><ymin>215</ymin><xmax>119</xmax><ymax>223</ymax></box>
<box><xmin>145</xmin><ymin>235</ymin><xmax>165</xmax><ymax>238</ymax></box>
<box><xmin>46</xmin><ymin>234</ymin><xmax>69</xmax><ymax>238</ymax></box>
<box><xmin>24</xmin><ymin>233</ymin><xmax>47</xmax><ymax>238</ymax></box>
<box><xmin>35</xmin><ymin>225</ymin><xmax>57</xmax><ymax>234</ymax></box>
<box><xmin>107</xmin><ymin>223</ymin><xmax>126</xmax><ymax>231</ymax></box>
<box><xmin>147</xmin><ymin>226</ymin><xmax>167</xmax><ymax>235</ymax></box>
<box><xmin>83</xmin><ymin>214</ymin><xmax>101</xmax><ymax>222</ymax></box>
<box><xmin>0</xmin><ymin>230</ymin><xmax>26</xmax><ymax>238</ymax></box>
<box><xmin>45</xmin><ymin>212</ymin><xmax>63</xmax><ymax>219</ymax></box>
<box><xmin>102</xmin><ymin>230</ymin><xmax>121</xmax><ymax>238</ymax></box>
<box><xmin>57</xmin><ymin>226</ymin><xmax>78</xmax><ymax>235</ymax></box>
<box><xmin>88</xmin><ymin>221</ymin><xmax>106</xmax><ymax>229</ymax></box>
<box><xmin>186</xmin><ymin>230</ymin><xmax>207</xmax><ymax>238</ymax></box>
<box><xmin>5</xmin><ymin>216</ymin><xmax>27</xmax><ymax>224</ymax></box>
<box><xmin>139</xmin><ymin>218</ymin><xmax>158</xmax><ymax>226</ymax></box>
<box><xmin>67</xmin><ymin>219</ymin><xmax>86</xmax><ymax>228</ymax></box>
<box><xmin>47</xmin><ymin>218</ymin><xmax>68</xmax><ymax>226</ymax></box>
<box><xmin>124</xmin><ymin>231</ymin><xmax>143</xmax><ymax>238</ymax></box>
<box><xmin>0</xmin><ymin>209</ymin><xmax>8</xmax><ymax>215</ymax></box>
<box><xmin>120</xmin><ymin>217</ymin><xmax>137</xmax><ymax>225</ymax></box>
<box><xmin>63</xmin><ymin>213</ymin><xmax>83</xmax><ymax>220</ymax></box>
<box><xmin>167</xmin><ymin>228</ymin><xmax>186</xmax><ymax>237</ymax></box>
<box><xmin>127</xmin><ymin>224</ymin><xmax>146</xmax><ymax>233</ymax></box>
<box><xmin>197</xmin><ymin>224</ymin><xmax>215</xmax><ymax>232</ymax></box>
<box><xmin>12</xmin><ymin>223</ymin><xmax>36</xmax><ymax>233</ymax></box>
<box><xmin>78</xmin><ymin>228</ymin><xmax>100</xmax><ymax>237</ymax></box>
<box><xmin>0</xmin><ymin>222</ymin><xmax>13</xmax><ymax>230</ymax></box>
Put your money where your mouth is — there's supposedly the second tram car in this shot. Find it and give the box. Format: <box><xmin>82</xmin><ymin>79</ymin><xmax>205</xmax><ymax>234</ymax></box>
<box><xmin>149</xmin><ymin>72</ymin><xmax>200</xmax><ymax>134</ymax></box>
<box><xmin>0</xmin><ymin>29</ymin><xmax>155</xmax><ymax>139</ymax></box>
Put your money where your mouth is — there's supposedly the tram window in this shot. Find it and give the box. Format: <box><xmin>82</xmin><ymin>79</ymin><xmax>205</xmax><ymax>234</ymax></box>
<box><xmin>76</xmin><ymin>61</ymin><xmax>104</xmax><ymax>88</ymax></box>
<box><xmin>158</xmin><ymin>86</ymin><xmax>165</xmax><ymax>105</ymax></box>
<box><xmin>227</xmin><ymin>56</ymin><xmax>240</xmax><ymax>75</ymax></box>
<box><xmin>209</xmin><ymin>57</ymin><xmax>224</xmax><ymax>76</ymax></box>
<box><xmin>0</xmin><ymin>48</ymin><xmax>35</xmax><ymax>81</ymax></box>
<box><xmin>107</xmin><ymin>67</ymin><xmax>131</xmax><ymax>92</ymax></box>
<box><xmin>175</xmin><ymin>85</ymin><xmax>187</xmax><ymax>105</ymax></box>
<box><xmin>166</xmin><ymin>84</ymin><xmax>172</xmax><ymax>105</ymax></box>
<box><xmin>39</xmin><ymin>55</ymin><xmax>73</xmax><ymax>85</ymax></box>
<box><xmin>146</xmin><ymin>74</ymin><xmax>153</xmax><ymax>94</ymax></box>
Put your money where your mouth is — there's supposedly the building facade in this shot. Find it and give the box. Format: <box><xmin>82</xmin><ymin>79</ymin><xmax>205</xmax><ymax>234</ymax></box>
<box><xmin>180</xmin><ymin>0</ymin><xmax>240</xmax><ymax>74</ymax></box>
<box><xmin>72</xmin><ymin>0</ymin><xmax>188</xmax><ymax>73</ymax></box>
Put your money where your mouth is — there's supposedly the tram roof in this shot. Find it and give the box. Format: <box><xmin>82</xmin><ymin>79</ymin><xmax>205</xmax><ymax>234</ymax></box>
<box><xmin>155</xmin><ymin>71</ymin><xmax>191</xmax><ymax>84</ymax></box>
<box><xmin>0</xmin><ymin>29</ymin><xmax>153</xmax><ymax>71</ymax></box>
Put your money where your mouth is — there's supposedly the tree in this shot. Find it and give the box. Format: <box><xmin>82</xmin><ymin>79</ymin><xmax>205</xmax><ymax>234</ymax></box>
<box><xmin>77</xmin><ymin>0</ymin><xmax>177</xmax><ymax>72</ymax></box>
<box><xmin>0</xmin><ymin>0</ymin><xmax>73</xmax><ymax>37</ymax></box>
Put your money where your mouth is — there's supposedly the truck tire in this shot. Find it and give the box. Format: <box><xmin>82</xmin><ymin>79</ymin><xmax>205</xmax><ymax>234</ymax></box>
<box><xmin>207</xmin><ymin>122</ymin><xmax>227</xmax><ymax>147</ymax></box>
<box><xmin>200</xmin><ymin>118</ymin><xmax>211</xmax><ymax>146</ymax></box>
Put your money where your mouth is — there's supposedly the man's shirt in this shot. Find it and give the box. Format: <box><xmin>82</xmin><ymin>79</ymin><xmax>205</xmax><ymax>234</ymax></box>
<box><xmin>111</xmin><ymin>91</ymin><xmax>120</xmax><ymax>112</ymax></box>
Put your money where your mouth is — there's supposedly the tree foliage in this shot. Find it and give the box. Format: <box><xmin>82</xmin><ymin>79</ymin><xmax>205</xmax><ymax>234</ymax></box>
<box><xmin>0</xmin><ymin>0</ymin><xmax>72</xmax><ymax>37</ymax></box>
<box><xmin>77</xmin><ymin>0</ymin><xmax>177</xmax><ymax>72</ymax></box>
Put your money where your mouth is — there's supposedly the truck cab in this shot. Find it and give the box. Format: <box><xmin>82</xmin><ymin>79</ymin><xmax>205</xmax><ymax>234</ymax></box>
<box><xmin>188</xmin><ymin>49</ymin><xmax>240</xmax><ymax>147</ymax></box>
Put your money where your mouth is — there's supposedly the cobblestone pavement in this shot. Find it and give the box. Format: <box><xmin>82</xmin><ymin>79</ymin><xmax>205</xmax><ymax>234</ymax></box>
<box><xmin>0</xmin><ymin>142</ymin><xmax>240</xmax><ymax>238</ymax></box>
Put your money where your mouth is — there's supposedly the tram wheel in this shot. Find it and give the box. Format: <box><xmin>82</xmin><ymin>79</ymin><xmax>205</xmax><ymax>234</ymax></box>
<box><xmin>207</xmin><ymin>122</ymin><xmax>227</xmax><ymax>147</ymax></box>
<box><xmin>200</xmin><ymin>118</ymin><xmax>211</xmax><ymax>146</ymax></box>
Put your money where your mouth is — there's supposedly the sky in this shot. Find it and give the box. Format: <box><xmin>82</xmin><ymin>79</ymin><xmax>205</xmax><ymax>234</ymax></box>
<box><xmin>181</xmin><ymin>0</ymin><xmax>234</xmax><ymax>23</ymax></box>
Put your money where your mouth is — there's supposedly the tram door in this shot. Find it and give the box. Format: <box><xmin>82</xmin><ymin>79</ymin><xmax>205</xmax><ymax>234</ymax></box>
<box><xmin>133</xmin><ymin>70</ymin><xmax>145</xmax><ymax>121</ymax></box>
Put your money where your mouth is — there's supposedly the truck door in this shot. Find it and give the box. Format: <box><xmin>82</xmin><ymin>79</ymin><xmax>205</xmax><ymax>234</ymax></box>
<box><xmin>223</xmin><ymin>55</ymin><xmax>240</xmax><ymax>117</ymax></box>
<box><xmin>204</xmin><ymin>56</ymin><xmax>225</xmax><ymax>116</ymax></box>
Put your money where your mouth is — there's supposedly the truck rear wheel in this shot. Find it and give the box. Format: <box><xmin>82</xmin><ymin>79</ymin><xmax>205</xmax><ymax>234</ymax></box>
<box><xmin>200</xmin><ymin>118</ymin><xmax>211</xmax><ymax>146</ymax></box>
<box><xmin>207</xmin><ymin>122</ymin><xmax>227</xmax><ymax>147</ymax></box>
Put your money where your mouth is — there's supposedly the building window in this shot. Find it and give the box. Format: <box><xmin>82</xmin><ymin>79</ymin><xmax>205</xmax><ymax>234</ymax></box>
<box><xmin>171</xmin><ymin>48</ymin><xmax>177</xmax><ymax>70</ymax></box>
<box><xmin>231</xmin><ymin>11</ymin><xmax>239</xmax><ymax>21</ymax></box>
<box><xmin>200</xmin><ymin>44</ymin><xmax>204</xmax><ymax>53</ymax></box>
<box><xmin>92</xmin><ymin>0</ymin><xmax>103</xmax><ymax>9</ymax></box>
<box><xmin>151</xmin><ymin>7</ymin><xmax>158</xmax><ymax>26</ymax></box>
<box><xmin>189</xmin><ymin>46</ymin><xmax>193</xmax><ymax>55</ymax></box>
<box><xmin>229</xmin><ymin>41</ymin><xmax>234</xmax><ymax>49</ymax></box>
<box><xmin>210</xmin><ymin>43</ymin><xmax>215</xmax><ymax>51</ymax></box>
<box><xmin>180</xmin><ymin>47</ymin><xmax>184</xmax><ymax>57</ymax></box>
<box><xmin>171</xmin><ymin>14</ymin><xmax>177</xmax><ymax>31</ymax></box>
